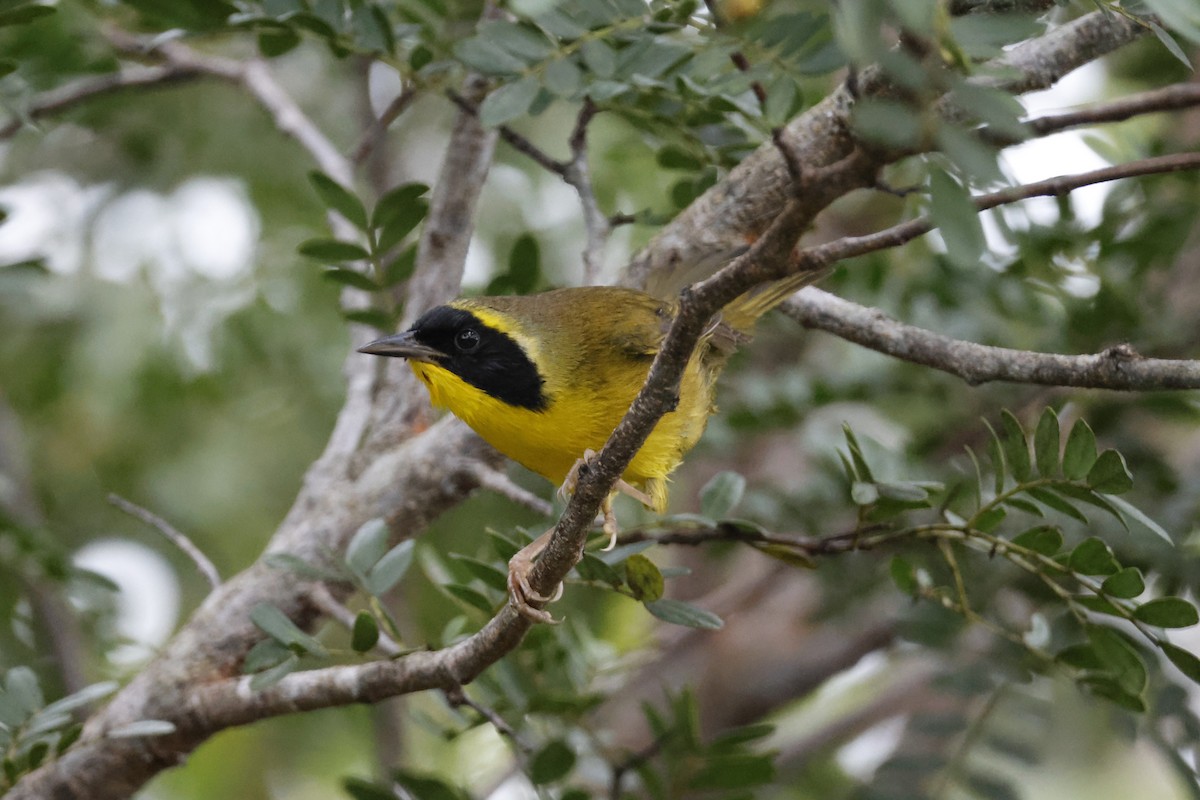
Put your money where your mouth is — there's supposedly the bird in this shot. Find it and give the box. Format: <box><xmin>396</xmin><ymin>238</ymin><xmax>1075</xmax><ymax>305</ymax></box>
<box><xmin>358</xmin><ymin>271</ymin><xmax>821</xmax><ymax>622</ymax></box>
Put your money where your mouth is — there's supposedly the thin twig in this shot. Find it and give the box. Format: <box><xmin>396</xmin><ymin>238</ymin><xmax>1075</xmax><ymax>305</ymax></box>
<box><xmin>351</xmin><ymin>85</ymin><xmax>420</xmax><ymax>166</ymax></box>
<box><xmin>467</xmin><ymin>463</ymin><xmax>554</xmax><ymax>517</ymax></box>
<box><xmin>794</xmin><ymin>150</ymin><xmax>1200</xmax><ymax>272</ymax></box>
<box><xmin>443</xmin><ymin>686</ymin><xmax>533</xmax><ymax>753</ymax></box>
<box><xmin>784</xmin><ymin>288</ymin><xmax>1200</xmax><ymax>390</ymax></box>
<box><xmin>107</xmin><ymin>494</ymin><xmax>221</xmax><ymax>589</ymax></box>
<box><xmin>447</xmin><ymin>89</ymin><xmax>567</xmax><ymax>175</ymax></box>
<box><xmin>981</xmin><ymin>81</ymin><xmax>1200</xmax><ymax>146</ymax></box>
<box><xmin>0</xmin><ymin>65</ymin><xmax>204</xmax><ymax>140</ymax></box>
<box><xmin>564</xmin><ymin>98</ymin><xmax>608</xmax><ymax>283</ymax></box>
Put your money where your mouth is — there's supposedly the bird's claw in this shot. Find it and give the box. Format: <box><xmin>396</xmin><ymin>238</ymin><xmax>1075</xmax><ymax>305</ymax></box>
<box><xmin>507</xmin><ymin>551</ymin><xmax>562</xmax><ymax>624</ymax></box>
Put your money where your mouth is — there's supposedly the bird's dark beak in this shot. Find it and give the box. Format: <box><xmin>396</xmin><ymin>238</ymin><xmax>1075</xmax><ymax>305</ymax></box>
<box><xmin>357</xmin><ymin>330</ymin><xmax>442</xmax><ymax>363</ymax></box>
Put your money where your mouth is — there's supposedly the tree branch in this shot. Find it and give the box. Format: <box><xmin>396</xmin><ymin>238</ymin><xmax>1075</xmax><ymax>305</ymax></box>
<box><xmin>107</xmin><ymin>494</ymin><xmax>222</xmax><ymax>590</ymax></box>
<box><xmin>785</xmin><ymin>288</ymin><xmax>1200</xmax><ymax>390</ymax></box>
<box><xmin>793</xmin><ymin>150</ymin><xmax>1200</xmax><ymax>272</ymax></box>
<box><xmin>0</xmin><ymin>65</ymin><xmax>205</xmax><ymax>140</ymax></box>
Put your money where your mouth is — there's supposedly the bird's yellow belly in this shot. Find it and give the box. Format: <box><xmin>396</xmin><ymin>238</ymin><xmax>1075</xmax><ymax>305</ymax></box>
<box><xmin>410</xmin><ymin>359</ymin><xmax>713</xmax><ymax>511</ymax></box>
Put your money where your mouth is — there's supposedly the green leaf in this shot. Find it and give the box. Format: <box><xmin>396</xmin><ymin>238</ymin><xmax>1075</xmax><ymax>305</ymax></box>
<box><xmin>251</xmin><ymin>603</ymin><xmax>328</xmax><ymax>656</ymax></box>
<box><xmin>448</xmin><ymin>553</ymin><xmax>508</xmax><ymax>592</ymax></box>
<box><xmin>342</xmin><ymin>309</ymin><xmax>394</xmax><ymax>330</ymax></box>
<box><xmin>507</xmin><ymin>233</ymin><xmax>540</xmax><ymax>293</ymax></box>
<box><xmin>1068</xmin><ymin>537</ymin><xmax>1119</xmax><ymax>576</ymax></box>
<box><xmin>688</xmin><ymin>753</ymin><xmax>775</xmax><ymax>790</ymax></box>
<box><xmin>483</xmin><ymin>20</ymin><xmax>555</xmax><ymax>61</ymax></box>
<box><xmin>851</xmin><ymin>481</ymin><xmax>879</xmax><ymax>506</ymax></box>
<box><xmin>1062</xmin><ymin>419</ymin><xmax>1098</xmax><ymax>480</ymax></box>
<box><xmin>453</xmin><ymin>36</ymin><xmax>526</xmax><ymax>75</ymax></box>
<box><xmin>298</xmin><ymin>238</ymin><xmax>370</xmax><ymax>263</ymax></box>
<box><xmin>323</xmin><ymin>268</ymin><xmax>379</xmax><ymax>291</ymax></box>
<box><xmin>1087</xmin><ymin>450</ymin><xmax>1133</xmax><ymax>494</ymax></box>
<box><xmin>656</xmin><ymin>144</ymin><xmax>703</xmax><ymax>171</ymax></box>
<box><xmin>347</xmin><ymin>518</ymin><xmax>390</xmax><ymax>576</ymax></box>
<box><xmin>580</xmin><ymin>39</ymin><xmax>616</xmax><ymax>77</ymax></box>
<box><xmin>392</xmin><ymin>769</ymin><xmax>472</xmax><ymax>800</ymax></box>
<box><xmin>365</xmin><ymin>540</ymin><xmax>415</xmax><ymax>595</ymax></box>
<box><xmin>890</xmin><ymin>556</ymin><xmax>917</xmax><ymax>594</ymax></box>
<box><xmin>852</xmin><ymin>98</ymin><xmax>922</xmax><ymax>148</ymax></box>
<box><xmin>842</xmin><ymin>424</ymin><xmax>874</xmax><ymax>482</ymax></box>
<box><xmin>625</xmin><ymin>554</ymin><xmax>665</xmax><ymax>602</ymax></box>
<box><xmin>344</xmin><ymin>777</ymin><xmax>403</xmax><ymax>800</ymax></box>
<box><xmin>1147</xmin><ymin>18</ymin><xmax>1193</xmax><ymax>69</ymax></box>
<box><xmin>264</xmin><ymin>553</ymin><xmax>346</xmax><ymax>581</ymax></box>
<box><xmin>258</xmin><ymin>28</ymin><xmax>301</xmax><ymax>57</ymax></box>
<box><xmin>479</xmin><ymin>77</ymin><xmax>540</xmax><ymax>127</ymax></box>
<box><xmin>1034</xmin><ymin>408</ymin><xmax>1060</xmax><ymax>477</ymax></box>
<box><xmin>973</xmin><ymin>506</ymin><xmax>1006</xmax><ymax>533</ymax></box>
<box><xmin>0</xmin><ymin>3</ymin><xmax>55</xmax><ymax>28</ymax></box>
<box><xmin>764</xmin><ymin>75</ymin><xmax>803</xmax><ymax>125</ymax></box>
<box><xmin>1142</xmin><ymin>0</ymin><xmax>1200</xmax><ymax>47</ymax></box>
<box><xmin>930</xmin><ymin>167</ymin><xmax>986</xmax><ymax>269</ymax></box>
<box><xmin>644</xmin><ymin>598</ymin><xmax>723</xmax><ymax>629</ymax></box>
<box><xmin>351</xmin><ymin>611</ymin><xmax>380</xmax><ymax>653</ymax></box>
<box><xmin>444</xmin><ymin>584</ymin><xmax>496</xmax><ymax>614</ymax></box>
<box><xmin>5</xmin><ymin>667</ymin><xmax>42</xmax><ymax>716</ymax></box>
<box><xmin>1101</xmin><ymin>568</ymin><xmax>1145</xmax><ymax>599</ymax></box>
<box><xmin>1082</xmin><ymin>676</ymin><xmax>1145</xmax><ymax>713</ymax></box>
<box><xmin>529</xmin><ymin>739</ymin><xmax>576</xmax><ymax>784</ymax></box>
<box><xmin>309</xmin><ymin>171</ymin><xmax>368</xmax><ymax>229</ymax></box>
<box><xmin>1074</xmin><ymin>595</ymin><xmax>1124</xmax><ymax>617</ymax></box>
<box><xmin>1088</xmin><ymin>625</ymin><xmax>1147</xmax><ymax>695</ymax></box>
<box><xmin>371</xmin><ymin>182</ymin><xmax>429</xmax><ymax>230</ymax></box>
<box><xmin>1026</xmin><ymin>487</ymin><xmax>1087</xmax><ymax>525</ymax></box>
<box><xmin>1161</xmin><ymin>642</ymin><xmax>1200</xmax><ymax>684</ymax></box>
<box><xmin>985</xmin><ymin>421</ymin><xmax>1006</xmax><ymax>495</ymax></box>
<box><xmin>576</xmin><ymin>552</ymin><xmax>622</xmax><ymax>586</ymax></box>
<box><xmin>1011</xmin><ymin>525</ymin><xmax>1062</xmax><ymax>556</ymax></box>
<box><xmin>105</xmin><ymin>720</ymin><xmax>178</xmax><ymax>738</ymax></box>
<box><xmin>999</xmin><ymin>410</ymin><xmax>1032</xmax><ymax>482</ymax></box>
<box><xmin>1001</xmin><ymin>496</ymin><xmax>1043</xmax><ymax>517</ymax></box>
<box><xmin>1104</xmin><ymin>494</ymin><xmax>1173</xmax><ymax>545</ymax></box>
<box><xmin>1057</xmin><ymin>643</ymin><xmax>1103</xmax><ymax>671</ymax></box>
<box><xmin>39</xmin><ymin>682</ymin><xmax>119</xmax><ymax>719</ymax></box>
<box><xmin>1134</xmin><ymin>597</ymin><xmax>1199</xmax><ymax>628</ymax></box>
<box><xmin>876</xmin><ymin>481</ymin><xmax>933</xmax><ymax>503</ymax></box>
<box><xmin>544</xmin><ymin>57</ymin><xmax>583</xmax><ymax>97</ymax></box>
<box><xmin>377</xmin><ymin>248</ymin><xmax>415</xmax><ymax>290</ymax></box>
<box><xmin>700</xmin><ymin>471</ymin><xmax>745</xmax><ymax>518</ymax></box>
<box><xmin>249</xmin><ymin>655</ymin><xmax>300</xmax><ymax>690</ymax></box>
<box><xmin>243</xmin><ymin>639</ymin><xmax>291</xmax><ymax>674</ymax></box>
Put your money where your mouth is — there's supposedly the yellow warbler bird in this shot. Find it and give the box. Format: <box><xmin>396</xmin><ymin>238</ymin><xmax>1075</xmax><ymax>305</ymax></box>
<box><xmin>359</xmin><ymin>272</ymin><xmax>818</xmax><ymax>621</ymax></box>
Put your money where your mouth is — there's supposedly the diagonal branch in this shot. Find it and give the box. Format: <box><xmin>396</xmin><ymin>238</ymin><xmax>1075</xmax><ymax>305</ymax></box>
<box><xmin>796</xmin><ymin>150</ymin><xmax>1200</xmax><ymax>271</ymax></box>
<box><xmin>784</xmin><ymin>288</ymin><xmax>1200</xmax><ymax>390</ymax></box>
<box><xmin>0</xmin><ymin>65</ymin><xmax>205</xmax><ymax>140</ymax></box>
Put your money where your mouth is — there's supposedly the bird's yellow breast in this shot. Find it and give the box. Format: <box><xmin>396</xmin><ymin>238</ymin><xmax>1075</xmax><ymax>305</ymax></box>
<box><xmin>408</xmin><ymin>298</ymin><xmax>717</xmax><ymax>512</ymax></box>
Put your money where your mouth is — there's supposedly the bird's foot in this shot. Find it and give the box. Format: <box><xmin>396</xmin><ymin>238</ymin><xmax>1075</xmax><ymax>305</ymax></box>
<box><xmin>559</xmin><ymin>450</ymin><xmax>654</xmax><ymax>553</ymax></box>
<box><xmin>507</xmin><ymin>529</ymin><xmax>563</xmax><ymax>624</ymax></box>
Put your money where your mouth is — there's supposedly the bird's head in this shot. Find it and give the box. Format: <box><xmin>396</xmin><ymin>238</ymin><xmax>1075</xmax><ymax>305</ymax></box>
<box><xmin>357</xmin><ymin>301</ymin><xmax>548</xmax><ymax>412</ymax></box>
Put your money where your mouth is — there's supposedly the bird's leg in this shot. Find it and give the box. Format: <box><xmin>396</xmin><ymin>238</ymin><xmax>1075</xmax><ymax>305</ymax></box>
<box><xmin>561</xmin><ymin>449</ymin><xmax>654</xmax><ymax>552</ymax></box>
<box><xmin>507</xmin><ymin>528</ymin><xmax>564</xmax><ymax>624</ymax></box>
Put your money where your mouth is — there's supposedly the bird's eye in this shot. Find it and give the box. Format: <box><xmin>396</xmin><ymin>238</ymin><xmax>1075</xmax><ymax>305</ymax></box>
<box><xmin>455</xmin><ymin>328</ymin><xmax>481</xmax><ymax>354</ymax></box>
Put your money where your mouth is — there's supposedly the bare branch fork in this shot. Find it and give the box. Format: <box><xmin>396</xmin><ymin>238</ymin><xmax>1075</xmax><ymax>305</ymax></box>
<box><xmin>447</xmin><ymin>91</ymin><xmax>613</xmax><ymax>280</ymax></box>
